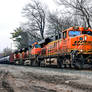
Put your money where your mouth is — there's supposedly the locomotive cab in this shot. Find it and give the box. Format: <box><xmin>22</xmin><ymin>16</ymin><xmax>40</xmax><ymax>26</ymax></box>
<box><xmin>62</xmin><ymin>27</ymin><xmax>92</xmax><ymax>68</ymax></box>
<box><xmin>61</xmin><ymin>27</ymin><xmax>92</xmax><ymax>54</ymax></box>
<box><xmin>30</xmin><ymin>42</ymin><xmax>41</xmax><ymax>57</ymax></box>
<box><xmin>68</xmin><ymin>27</ymin><xmax>92</xmax><ymax>54</ymax></box>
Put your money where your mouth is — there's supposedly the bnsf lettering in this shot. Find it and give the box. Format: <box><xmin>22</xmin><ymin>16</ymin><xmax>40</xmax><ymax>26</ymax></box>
<box><xmin>72</xmin><ymin>41</ymin><xmax>92</xmax><ymax>46</ymax></box>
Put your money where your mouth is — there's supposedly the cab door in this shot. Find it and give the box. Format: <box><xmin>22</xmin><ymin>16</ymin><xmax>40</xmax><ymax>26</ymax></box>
<box><xmin>62</xmin><ymin>31</ymin><xmax>68</xmax><ymax>54</ymax></box>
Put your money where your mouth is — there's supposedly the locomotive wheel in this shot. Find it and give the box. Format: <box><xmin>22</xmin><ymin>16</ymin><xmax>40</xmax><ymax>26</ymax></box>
<box><xmin>20</xmin><ymin>59</ymin><xmax>24</xmax><ymax>65</ymax></box>
<box><xmin>30</xmin><ymin>58</ymin><xmax>40</xmax><ymax>67</ymax></box>
<box><xmin>70</xmin><ymin>64</ymin><xmax>74</xmax><ymax>68</ymax></box>
<box><xmin>30</xmin><ymin>60</ymin><xmax>37</xmax><ymax>66</ymax></box>
<box><xmin>57</xmin><ymin>58</ymin><xmax>61</xmax><ymax>68</ymax></box>
<box><xmin>70</xmin><ymin>51</ymin><xmax>82</xmax><ymax>69</ymax></box>
<box><xmin>66</xmin><ymin>64</ymin><xmax>70</xmax><ymax>68</ymax></box>
<box><xmin>74</xmin><ymin>61</ymin><xmax>83</xmax><ymax>69</ymax></box>
<box><xmin>77</xmin><ymin>55</ymin><xmax>84</xmax><ymax>69</ymax></box>
<box><xmin>64</xmin><ymin>64</ymin><xmax>66</xmax><ymax>68</ymax></box>
<box><xmin>61</xmin><ymin>61</ymin><xmax>64</xmax><ymax>69</ymax></box>
<box><xmin>69</xmin><ymin>64</ymin><xmax>72</xmax><ymax>68</ymax></box>
<box><xmin>70</xmin><ymin>50</ymin><xmax>85</xmax><ymax>69</ymax></box>
<box><xmin>73</xmin><ymin>59</ymin><xmax>84</xmax><ymax>69</ymax></box>
<box><xmin>14</xmin><ymin>61</ymin><xmax>19</xmax><ymax>65</ymax></box>
<box><xmin>40</xmin><ymin>59</ymin><xmax>46</xmax><ymax>67</ymax></box>
<box><xmin>36</xmin><ymin>57</ymin><xmax>41</xmax><ymax>67</ymax></box>
<box><xmin>30</xmin><ymin>60</ymin><xmax>33</xmax><ymax>66</ymax></box>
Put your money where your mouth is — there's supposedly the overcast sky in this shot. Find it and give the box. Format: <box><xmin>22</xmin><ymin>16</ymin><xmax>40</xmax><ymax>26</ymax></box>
<box><xmin>0</xmin><ymin>0</ymin><xmax>57</xmax><ymax>52</ymax></box>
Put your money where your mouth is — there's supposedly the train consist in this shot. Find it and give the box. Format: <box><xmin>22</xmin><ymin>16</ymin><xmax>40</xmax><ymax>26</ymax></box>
<box><xmin>1</xmin><ymin>26</ymin><xmax>92</xmax><ymax>69</ymax></box>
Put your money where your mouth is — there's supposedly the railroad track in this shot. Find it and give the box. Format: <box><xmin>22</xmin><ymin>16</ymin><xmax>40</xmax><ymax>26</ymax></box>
<box><xmin>1</xmin><ymin>64</ymin><xmax>92</xmax><ymax>76</ymax></box>
<box><xmin>0</xmin><ymin>64</ymin><xmax>92</xmax><ymax>92</ymax></box>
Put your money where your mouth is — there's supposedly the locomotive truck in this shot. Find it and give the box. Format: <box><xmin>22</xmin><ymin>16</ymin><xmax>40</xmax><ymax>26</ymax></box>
<box><xmin>9</xmin><ymin>27</ymin><xmax>92</xmax><ymax>69</ymax></box>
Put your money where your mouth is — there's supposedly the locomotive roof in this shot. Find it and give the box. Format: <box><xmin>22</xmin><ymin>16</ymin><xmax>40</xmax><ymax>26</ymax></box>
<box><xmin>47</xmin><ymin>39</ymin><xmax>61</xmax><ymax>45</ymax></box>
<box><xmin>38</xmin><ymin>37</ymin><xmax>52</xmax><ymax>45</ymax></box>
<box><xmin>62</xmin><ymin>27</ymin><xmax>92</xmax><ymax>32</ymax></box>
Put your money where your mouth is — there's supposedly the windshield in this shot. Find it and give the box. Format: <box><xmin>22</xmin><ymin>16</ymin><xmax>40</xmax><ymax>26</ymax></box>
<box><xmin>34</xmin><ymin>44</ymin><xmax>41</xmax><ymax>48</ymax></box>
<box><xmin>82</xmin><ymin>31</ymin><xmax>92</xmax><ymax>36</ymax></box>
<box><xmin>69</xmin><ymin>30</ymin><xmax>81</xmax><ymax>37</ymax></box>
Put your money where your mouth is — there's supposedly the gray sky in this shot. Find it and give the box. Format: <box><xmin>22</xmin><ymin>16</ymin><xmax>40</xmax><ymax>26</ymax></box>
<box><xmin>0</xmin><ymin>0</ymin><xmax>57</xmax><ymax>52</ymax></box>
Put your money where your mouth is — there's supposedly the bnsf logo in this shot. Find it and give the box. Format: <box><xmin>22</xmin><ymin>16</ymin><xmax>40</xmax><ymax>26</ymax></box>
<box><xmin>72</xmin><ymin>41</ymin><xmax>92</xmax><ymax>46</ymax></box>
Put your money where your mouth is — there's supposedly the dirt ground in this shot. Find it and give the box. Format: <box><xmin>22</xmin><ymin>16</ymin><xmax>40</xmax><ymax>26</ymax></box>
<box><xmin>0</xmin><ymin>65</ymin><xmax>92</xmax><ymax>92</ymax></box>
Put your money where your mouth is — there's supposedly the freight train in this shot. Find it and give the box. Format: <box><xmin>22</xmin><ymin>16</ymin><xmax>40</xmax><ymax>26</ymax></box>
<box><xmin>0</xmin><ymin>56</ymin><xmax>10</xmax><ymax>64</ymax></box>
<box><xmin>1</xmin><ymin>26</ymin><xmax>92</xmax><ymax>69</ymax></box>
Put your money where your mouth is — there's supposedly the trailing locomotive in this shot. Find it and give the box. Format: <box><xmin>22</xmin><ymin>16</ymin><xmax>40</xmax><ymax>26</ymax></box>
<box><xmin>9</xmin><ymin>27</ymin><xmax>92</xmax><ymax>69</ymax></box>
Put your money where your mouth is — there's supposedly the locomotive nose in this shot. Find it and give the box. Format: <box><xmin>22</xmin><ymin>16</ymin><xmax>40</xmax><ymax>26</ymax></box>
<box><xmin>79</xmin><ymin>35</ymin><xmax>92</xmax><ymax>54</ymax></box>
<box><xmin>71</xmin><ymin>34</ymin><xmax>92</xmax><ymax>54</ymax></box>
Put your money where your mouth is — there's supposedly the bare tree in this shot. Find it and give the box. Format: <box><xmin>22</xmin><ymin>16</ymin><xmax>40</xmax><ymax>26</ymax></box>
<box><xmin>57</xmin><ymin>0</ymin><xmax>92</xmax><ymax>28</ymax></box>
<box><xmin>21</xmin><ymin>22</ymin><xmax>42</xmax><ymax>42</ymax></box>
<box><xmin>46</xmin><ymin>11</ymin><xmax>74</xmax><ymax>38</ymax></box>
<box><xmin>47</xmin><ymin>12</ymin><xmax>62</xmax><ymax>38</ymax></box>
<box><xmin>23</xmin><ymin>0</ymin><xmax>46</xmax><ymax>39</ymax></box>
<box><xmin>3</xmin><ymin>47</ymin><xmax>12</xmax><ymax>56</ymax></box>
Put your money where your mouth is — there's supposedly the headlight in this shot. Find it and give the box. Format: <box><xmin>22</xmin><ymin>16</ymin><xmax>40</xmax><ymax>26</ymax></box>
<box><xmin>84</xmin><ymin>36</ymin><xmax>87</xmax><ymax>40</ymax></box>
<box><xmin>80</xmin><ymin>49</ymin><xmax>83</xmax><ymax>52</ymax></box>
<box><xmin>79</xmin><ymin>37</ymin><xmax>83</xmax><ymax>40</ymax></box>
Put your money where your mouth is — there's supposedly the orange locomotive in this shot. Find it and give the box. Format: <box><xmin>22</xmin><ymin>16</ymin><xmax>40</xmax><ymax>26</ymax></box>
<box><xmin>10</xmin><ymin>27</ymin><xmax>92</xmax><ymax>69</ymax></box>
<box><xmin>39</xmin><ymin>27</ymin><xmax>92</xmax><ymax>68</ymax></box>
<box><xmin>11</xmin><ymin>42</ymin><xmax>42</xmax><ymax>66</ymax></box>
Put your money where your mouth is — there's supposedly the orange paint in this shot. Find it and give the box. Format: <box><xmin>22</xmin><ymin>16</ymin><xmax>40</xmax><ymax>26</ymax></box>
<box><xmin>41</xmin><ymin>27</ymin><xmax>92</xmax><ymax>56</ymax></box>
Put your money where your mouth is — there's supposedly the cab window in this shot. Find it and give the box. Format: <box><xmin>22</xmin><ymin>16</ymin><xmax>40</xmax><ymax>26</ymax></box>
<box><xmin>63</xmin><ymin>31</ymin><xmax>67</xmax><ymax>39</ymax></box>
<box><xmin>69</xmin><ymin>30</ymin><xmax>81</xmax><ymax>37</ymax></box>
<box><xmin>82</xmin><ymin>31</ymin><xmax>92</xmax><ymax>36</ymax></box>
<box><xmin>34</xmin><ymin>44</ymin><xmax>41</xmax><ymax>48</ymax></box>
